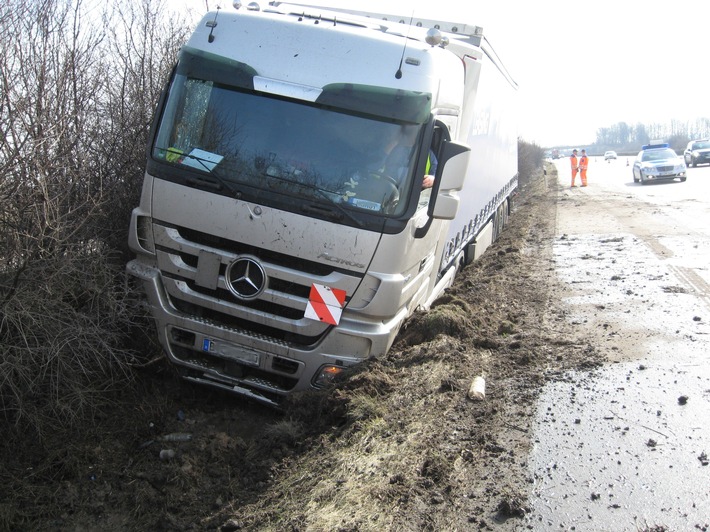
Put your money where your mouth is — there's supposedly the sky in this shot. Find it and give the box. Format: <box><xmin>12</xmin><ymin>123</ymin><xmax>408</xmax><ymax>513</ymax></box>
<box><xmin>172</xmin><ymin>0</ymin><xmax>710</xmax><ymax>147</ymax></box>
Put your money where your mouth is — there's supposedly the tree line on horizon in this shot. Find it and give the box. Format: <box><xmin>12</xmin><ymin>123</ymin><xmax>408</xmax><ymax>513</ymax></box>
<box><xmin>556</xmin><ymin>117</ymin><xmax>710</xmax><ymax>153</ymax></box>
<box><xmin>552</xmin><ymin>118</ymin><xmax>710</xmax><ymax>154</ymax></box>
<box><xmin>596</xmin><ymin>117</ymin><xmax>710</xmax><ymax>152</ymax></box>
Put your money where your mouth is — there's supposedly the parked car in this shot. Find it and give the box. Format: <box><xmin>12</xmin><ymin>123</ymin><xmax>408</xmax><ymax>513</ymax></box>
<box><xmin>632</xmin><ymin>143</ymin><xmax>687</xmax><ymax>185</ymax></box>
<box><xmin>604</xmin><ymin>150</ymin><xmax>617</xmax><ymax>160</ymax></box>
<box><xmin>683</xmin><ymin>139</ymin><xmax>710</xmax><ymax>167</ymax></box>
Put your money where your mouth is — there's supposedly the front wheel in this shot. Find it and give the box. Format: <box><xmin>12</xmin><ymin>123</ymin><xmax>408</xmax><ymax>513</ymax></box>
<box><xmin>639</xmin><ymin>172</ymin><xmax>647</xmax><ymax>185</ymax></box>
<box><xmin>633</xmin><ymin>172</ymin><xmax>639</xmax><ymax>183</ymax></box>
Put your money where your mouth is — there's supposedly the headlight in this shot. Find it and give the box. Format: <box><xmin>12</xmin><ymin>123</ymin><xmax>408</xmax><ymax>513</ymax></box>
<box><xmin>641</xmin><ymin>164</ymin><xmax>658</xmax><ymax>175</ymax></box>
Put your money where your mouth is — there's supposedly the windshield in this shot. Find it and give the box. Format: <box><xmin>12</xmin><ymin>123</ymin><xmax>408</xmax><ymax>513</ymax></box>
<box><xmin>152</xmin><ymin>70</ymin><xmax>425</xmax><ymax>217</ymax></box>
<box><xmin>692</xmin><ymin>141</ymin><xmax>710</xmax><ymax>150</ymax></box>
<box><xmin>642</xmin><ymin>149</ymin><xmax>677</xmax><ymax>162</ymax></box>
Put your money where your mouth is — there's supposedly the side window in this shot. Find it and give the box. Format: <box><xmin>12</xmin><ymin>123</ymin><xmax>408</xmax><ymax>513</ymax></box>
<box><xmin>417</xmin><ymin>120</ymin><xmax>452</xmax><ymax>210</ymax></box>
<box><xmin>431</xmin><ymin>121</ymin><xmax>452</xmax><ymax>166</ymax></box>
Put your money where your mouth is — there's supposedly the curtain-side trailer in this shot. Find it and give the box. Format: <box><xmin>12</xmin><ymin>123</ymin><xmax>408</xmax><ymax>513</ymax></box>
<box><xmin>127</xmin><ymin>2</ymin><xmax>518</xmax><ymax>406</ymax></box>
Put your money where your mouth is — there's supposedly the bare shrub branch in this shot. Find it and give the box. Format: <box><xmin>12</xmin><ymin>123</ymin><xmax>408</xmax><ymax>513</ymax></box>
<box><xmin>0</xmin><ymin>0</ymin><xmax>190</xmax><ymax>438</ymax></box>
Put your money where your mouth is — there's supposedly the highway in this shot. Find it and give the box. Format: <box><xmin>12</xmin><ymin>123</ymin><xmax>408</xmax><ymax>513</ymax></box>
<box><xmin>524</xmin><ymin>156</ymin><xmax>710</xmax><ymax>530</ymax></box>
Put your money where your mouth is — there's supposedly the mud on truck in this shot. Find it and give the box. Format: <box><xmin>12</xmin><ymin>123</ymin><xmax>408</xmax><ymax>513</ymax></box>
<box><xmin>127</xmin><ymin>2</ymin><xmax>518</xmax><ymax>406</ymax></box>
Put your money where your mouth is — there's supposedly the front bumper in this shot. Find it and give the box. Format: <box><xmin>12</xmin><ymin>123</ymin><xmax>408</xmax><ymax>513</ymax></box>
<box><xmin>127</xmin><ymin>259</ymin><xmax>405</xmax><ymax>406</ymax></box>
<box><xmin>642</xmin><ymin>170</ymin><xmax>686</xmax><ymax>182</ymax></box>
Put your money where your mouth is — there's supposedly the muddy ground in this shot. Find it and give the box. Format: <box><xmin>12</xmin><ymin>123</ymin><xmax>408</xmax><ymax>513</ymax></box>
<box><xmin>0</xmin><ymin>166</ymin><xmax>607</xmax><ymax>531</ymax></box>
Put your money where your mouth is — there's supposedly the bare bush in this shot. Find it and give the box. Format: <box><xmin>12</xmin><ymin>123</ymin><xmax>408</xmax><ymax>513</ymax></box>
<box><xmin>517</xmin><ymin>137</ymin><xmax>545</xmax><ymax>188</ymax></box>
<box><xmin>0</xmin><ymin>0</ymin><xmax>190</xmax><ymax>438</ymax></box>
<box><xmin>98</xmin><ymin>0</ymin><xmax>190</xmax><ymax>259</ymax></box>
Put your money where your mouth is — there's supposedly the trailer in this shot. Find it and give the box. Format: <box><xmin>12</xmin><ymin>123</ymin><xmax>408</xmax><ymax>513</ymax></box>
<box><xmin>127</xmin><ymin>1</ymin><xmax>518</xmax><ymax>406</ymax></box>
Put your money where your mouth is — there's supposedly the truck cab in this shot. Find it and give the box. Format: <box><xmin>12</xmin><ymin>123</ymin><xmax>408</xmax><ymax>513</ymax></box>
<box><xmin>128</xmin><ymin>2</ymin><xmax>517</xmax><ymax>405</ymax></box>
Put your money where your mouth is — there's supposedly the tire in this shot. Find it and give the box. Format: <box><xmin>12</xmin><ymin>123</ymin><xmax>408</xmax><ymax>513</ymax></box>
<box><xmin>463</xmin><ymin>241</ymin><xmax>475</xmax><ymax>265</ymax></box>
<box><xmin>493</xmin><ymin>201</ymin><xmax>509</xmax><ymax>242</ymax></box>
<box><xmin>633</xmin><ymin>171</ymin><xmax>639</xmax><ymax>183</ymax></box>
<box><xmin>499</xmin><ymin>201</ymin><xmax>508</xmax><ymax>232</ymax></box>
<box><xmin>639</xmin><ymin>172</ymin><xmax>646</xmax><ymax>185</ymax></box>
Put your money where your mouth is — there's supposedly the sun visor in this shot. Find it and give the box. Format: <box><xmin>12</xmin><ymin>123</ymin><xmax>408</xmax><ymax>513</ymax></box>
<box><xmin>177</xmin><ymin>46</ymin><xmax>257</xmax><ymax>90</ymax></box>
<box><xmin>317</xmin><ymin>83</ymin><xmax>432</xmax><ymax>124</ymax></box>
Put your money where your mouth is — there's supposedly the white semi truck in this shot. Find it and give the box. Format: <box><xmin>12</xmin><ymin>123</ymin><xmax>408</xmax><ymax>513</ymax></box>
<box><xmin>127</xmin><ymin>2</ymin><xmax>518</xmax><ymax>406</ymax></box>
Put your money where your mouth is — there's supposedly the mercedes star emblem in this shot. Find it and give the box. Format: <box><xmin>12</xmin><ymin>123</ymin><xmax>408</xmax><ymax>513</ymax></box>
<box><xmin>225</xmin><ymin>257</ymin><xmax>266</xmax><ymax>300</ymax></box>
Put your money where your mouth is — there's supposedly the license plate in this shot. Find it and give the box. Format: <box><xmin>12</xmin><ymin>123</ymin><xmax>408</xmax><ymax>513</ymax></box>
<box><xmin>202</xmin><ymin>338</ymin><xmax>261</xmax><ymax>367</ymax></box>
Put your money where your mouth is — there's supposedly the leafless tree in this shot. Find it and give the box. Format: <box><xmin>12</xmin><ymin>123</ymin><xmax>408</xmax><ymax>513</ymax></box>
<box><xmin>0</xmin><ymin>0</ymin><xmax>190</xmax><ymax>438</ymax></box>
<box><xmin>595</xmin><ymin>118</ymin><xmax>710</xmax><ymax>152</ymax></box>
<box><xmin>98</xmin><ymin>0</ymin><xmax>190</xmax><ymax>257</ymax></box>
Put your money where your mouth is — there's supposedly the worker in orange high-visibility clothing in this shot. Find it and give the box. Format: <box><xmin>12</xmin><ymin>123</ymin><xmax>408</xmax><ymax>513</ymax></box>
<box><xmin>578</xmin><ymin>149</ymin><xmax>589</xmax><ymax>187</ymax></box>
<box><xmin>570</xmin><ymin>148</ymin><xmax>579</xmax><ymax>187</ymax></box>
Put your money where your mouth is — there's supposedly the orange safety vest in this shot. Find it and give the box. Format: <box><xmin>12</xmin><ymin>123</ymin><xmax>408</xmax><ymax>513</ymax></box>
<box><xmin>579</xmin><ymin>154</ymin><xmax>588</xmax><ymax>170</ymax></box>
<box><xmin>570</xmin><ymin>154</ymin><xmax>578</xmax><ymax>170</ymax></box>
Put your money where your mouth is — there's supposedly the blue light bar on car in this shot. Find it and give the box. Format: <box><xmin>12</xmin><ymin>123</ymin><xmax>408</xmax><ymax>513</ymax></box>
<box><xmin>642</xmin><ymin>143</ymin><xmax>669</xmax><ymax>150</ymax></box>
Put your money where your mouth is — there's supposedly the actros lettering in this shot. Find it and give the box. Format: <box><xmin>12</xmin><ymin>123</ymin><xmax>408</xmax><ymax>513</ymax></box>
<box><xmin>317</xmin><ymin>253</ymin><xmax>365</xmax><ymax>269</ymax></box>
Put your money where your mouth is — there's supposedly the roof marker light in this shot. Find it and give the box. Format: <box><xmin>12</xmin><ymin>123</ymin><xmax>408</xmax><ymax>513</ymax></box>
<box><xmin>425</xmin><ymin>28</ymin><xmax>442</xmax><ymax>46</ymax></box>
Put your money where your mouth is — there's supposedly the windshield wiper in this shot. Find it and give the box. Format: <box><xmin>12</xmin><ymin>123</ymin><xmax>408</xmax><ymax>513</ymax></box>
<box><xmin>301</xmin><ymin>198</ymin><xmax>364</xmax><ymax>227</ymax></box>
<box><xmin>262</xmin><ymin>169</ymin><xmax>364</xmax><ymax>227</ymax></box>
<box><xmin>157</xmin><ymin>147</ymin><xmax>243</xmax><ymax>199</ymax></box>
<box><xmin>306</xmin><ymin>187</ymin><xmax>365</xmax><ymax>228</ymax></box>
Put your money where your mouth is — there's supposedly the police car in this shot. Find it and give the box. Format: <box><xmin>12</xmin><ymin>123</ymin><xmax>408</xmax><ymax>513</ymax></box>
<box><xmin>632</xmin><ymin>142</ymin><xmax>687</xmax><ymax>185</ymax></box>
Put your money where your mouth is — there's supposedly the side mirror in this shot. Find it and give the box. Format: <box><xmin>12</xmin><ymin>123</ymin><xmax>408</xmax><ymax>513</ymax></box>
<box><xmin>432</xmin><ymin>141</ymin><xmax>470</xmax><ymax>220</ymax></box>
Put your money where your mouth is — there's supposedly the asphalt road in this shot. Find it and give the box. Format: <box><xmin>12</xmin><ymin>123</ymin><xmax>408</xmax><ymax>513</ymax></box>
<box><xmin>523</xmin><ymin>157</ymin><xmax>710</xmax><ymax>530</ymax></box>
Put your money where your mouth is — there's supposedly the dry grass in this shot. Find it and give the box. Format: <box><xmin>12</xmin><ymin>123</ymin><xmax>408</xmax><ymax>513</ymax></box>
<box><xmin>0</xmin><ymin>247</ymin><xmax>144</xmax><ymax>439</ymax></box>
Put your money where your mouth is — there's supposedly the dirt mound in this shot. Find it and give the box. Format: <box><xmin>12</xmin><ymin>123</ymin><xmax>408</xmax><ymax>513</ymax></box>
<box><xmin>0</xmin><ymin>167</ymin><xmax>605</xmax><ymax>531</ymax></box>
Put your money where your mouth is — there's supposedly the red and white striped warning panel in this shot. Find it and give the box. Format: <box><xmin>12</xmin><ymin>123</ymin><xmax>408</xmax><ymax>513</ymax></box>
<box><xmin>304</xmin><ymin>283</ymin><xmax>347</xmax><ymax>326</ymax></box>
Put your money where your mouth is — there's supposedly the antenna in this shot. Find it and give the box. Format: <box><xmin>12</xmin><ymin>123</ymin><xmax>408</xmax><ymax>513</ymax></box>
<box><xmin>207</xmin><ymin>7</ymin><xmax>220</xmax><ymax>43</ymax></box>
<box><xmin>394</xmin><ymin>11</ymin><xmax>415</xmax><ymax>79</ymax></box>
